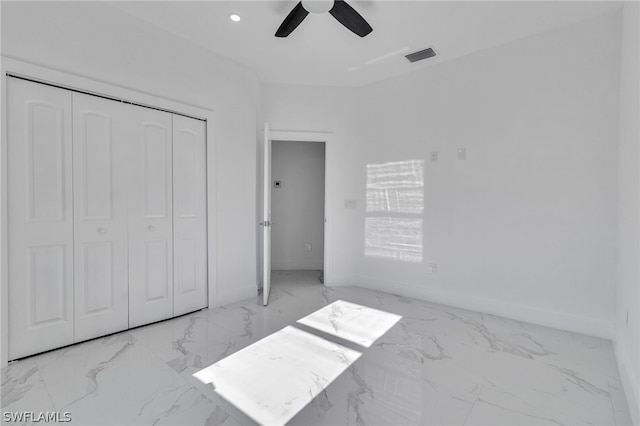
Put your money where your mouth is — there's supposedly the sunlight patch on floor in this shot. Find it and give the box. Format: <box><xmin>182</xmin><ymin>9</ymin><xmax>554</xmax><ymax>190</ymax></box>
<box><xmin>297</xmin><ymin>300</ymin><xmax>402</xmax><ymax>348</ymax></box>
<box><xmin>193</xmin><ymin>300</ymin><xmax>402</xmax><ymax>425</ymax></box>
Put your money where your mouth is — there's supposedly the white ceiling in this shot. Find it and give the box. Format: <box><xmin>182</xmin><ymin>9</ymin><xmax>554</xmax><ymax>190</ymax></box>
<box><xmin>108</xmin><ymin>1</ymin><xmax>621</xmax><ymax>87</ymax></box>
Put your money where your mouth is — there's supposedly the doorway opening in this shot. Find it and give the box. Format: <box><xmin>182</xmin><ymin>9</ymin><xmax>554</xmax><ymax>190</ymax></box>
<box><xmin>261</xmin><ymin>128</ymin><xmax>333</xmax><ymax>306</ymax></box>
<box><xmin>271</xmin><ymin>140</ymin><xmax>326</xmax><ymax>286</ymax></box>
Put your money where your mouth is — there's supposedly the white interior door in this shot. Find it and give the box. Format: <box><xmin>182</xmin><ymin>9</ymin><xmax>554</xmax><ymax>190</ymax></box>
<box><xmin>7</xmin><ymin>78</ymin><xmax>75</xmax><ymax>359</ymax></box>
<box><xmin>262</xmin><ymin>123</ymin><xmax>272</xmax><ymax>306</ymax></box>
<box><xmin>172</xmin><ymin>114</ymin><xmax>208</xmax><ymax>316</ymax></box>
<box><xmin>127</xmin><ymin>104</ymin><xmax>174</xmax><ymax>328</ymax></box>
<box><xmin>72</xmin><ymin>93</ymin><xmax>129</xmax><ymax>342</ymax></box>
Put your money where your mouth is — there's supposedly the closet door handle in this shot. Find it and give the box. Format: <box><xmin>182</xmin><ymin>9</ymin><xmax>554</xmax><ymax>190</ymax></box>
<box><xmin>148</xmin><ymin>225</ymin><xmax>156</xmax><ymax>232</ymax></box>
<box><xmin>98</xmin><ymin>227</ymin><xmax>107</xmax><ymax>234</ymax></box>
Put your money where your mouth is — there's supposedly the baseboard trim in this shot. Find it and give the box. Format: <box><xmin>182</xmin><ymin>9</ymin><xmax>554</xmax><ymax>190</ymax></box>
<box><xmin>271</xmin><ymin>262</ymin><xmax>324</xmax><ymax>270</ymax></box>
<box><xmin>357</xmin><ymin>275</ymin><xmax>615</xmax><ymax>339</ymax></box>
<box><xmin>214</xmin><ymin>284</ymin><xmax>257</xmax><ymax>308</ymax></box>
<box><xmin>615</xmin><ymin>341</ymin><xmax>640</xmax><ymax>424</ymax></box>
<box><xmin>325</xmin><ymin>275</ymin><xmax>360</xmax><ymax>287</ymax></box>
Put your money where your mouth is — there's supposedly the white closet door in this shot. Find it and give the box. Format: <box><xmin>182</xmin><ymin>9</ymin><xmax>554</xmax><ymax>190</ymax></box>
<box><xmin>72</xmin><ymin>93</ymin><xmax>129</xmax><ymax>342</ymax></box>
<box><xmin>172</xmin><ymin>115</ymin><xmax>207</xmax><ymax>316</ymax></box>
<box><xmin>7</xmin><ymin>78</ymin><xmax>74</xmax><ymax>359</ymax></box>
<box><xmin>127</xmin><ymin>105</ymin><xmax>174</xmax><ymax>327</ymax></box>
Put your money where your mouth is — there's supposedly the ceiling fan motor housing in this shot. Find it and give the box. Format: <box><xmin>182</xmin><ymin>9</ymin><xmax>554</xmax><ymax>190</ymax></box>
<box><xmin>301</xmin><ymin>0</ymin><xmax>335</xmax><ymax>14</ymax></box>
<box><xmin>276</xmin><ymin>0</ymin><xmax>371</xmax><ymax>38</ymax></box>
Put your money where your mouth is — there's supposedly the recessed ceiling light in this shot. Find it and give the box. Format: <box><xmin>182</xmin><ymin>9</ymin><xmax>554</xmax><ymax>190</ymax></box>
<box><xmin>229</xmin><ymin>13</ymin><xmax>241</xmax><ymax>22</ymax></box>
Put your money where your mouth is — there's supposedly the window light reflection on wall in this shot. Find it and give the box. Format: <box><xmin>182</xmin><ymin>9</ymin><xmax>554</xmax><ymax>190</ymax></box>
<box><xmin>365</xmin><ymin>160</ymin><xmax>425</xmax><ymax>263</ymax></box>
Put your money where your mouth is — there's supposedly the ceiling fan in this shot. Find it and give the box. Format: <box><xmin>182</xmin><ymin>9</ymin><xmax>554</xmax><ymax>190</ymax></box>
<box><xmin>275</xmin><ymin>0</ymin><xmax>373</xmax><ymax>38</ymax></box>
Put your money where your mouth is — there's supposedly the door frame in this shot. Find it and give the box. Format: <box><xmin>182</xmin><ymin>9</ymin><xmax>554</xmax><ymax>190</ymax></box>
<box><xmin>0</xmin><ymin>57</ymin><xmax>217</xmax><ymax>367</ymax></box>
<box><xmin>262</xmin><ymin>123</ymin><xmax>271</xmax><ymax>305</ymax></box>
<box><xmin>267</xmin><ymin>129</ymin><xmax>334</xmax><ymax>286</ymax></box>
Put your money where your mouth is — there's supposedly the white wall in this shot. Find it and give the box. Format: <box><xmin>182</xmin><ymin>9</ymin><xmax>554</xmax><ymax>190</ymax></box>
<box><xmin>1</xmin><ymin>1</ymin><xmax>260</xmax><ymax>305</ymax></box>
<box><xmin>263</xmin><ymin>10</ymin><xmax>623</xmax><ymax>339</ymax></box>
<box><xmin>616</xmin><ymin>2</ymin><xmax>640</xmax><ymax>423</ymax></box>
<box><xmin>271</xmin><ymin>141</ymin><xmax>325</xmax><ymax>270</ymax></box>
<box><xmin>356</xmin><ymin>10</ymin><xmax>622</xmax><ymax>338</ymax></box>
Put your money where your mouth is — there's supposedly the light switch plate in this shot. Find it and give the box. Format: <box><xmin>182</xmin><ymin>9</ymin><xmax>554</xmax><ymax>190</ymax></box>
<box><xmin>429</xmin><ymin>263</ymin><xmax>438</xmax><ymax>275</ymax></box>
<box><xmin>344</xmin><ymin>199</ymin><xmax>357</xmax><ymax>209</ymax></box>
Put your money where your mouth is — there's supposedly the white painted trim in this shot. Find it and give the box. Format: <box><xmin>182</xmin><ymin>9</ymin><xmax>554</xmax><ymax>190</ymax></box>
<box><xmin>272</xmin><ymin>262</ymin><xmax>325</xmax><ymax>271</ymax></box>
<box><xmin>1</xmin><ymin>59</ymin><xmax>8</xmax><ymax>368</ymax></box>
<box><xmin>263</xmin><ymin>123</ymin><xmax>271</xmax><ymax>306</ymax></box>
<box><xmin>214</xmin><ymin>284</ymin><xmax>258</xmax><ymax>309</ymax></box>
<box><xmin>1</xmin><ymin>56</ymin><xmax>211</xmax><ymax>120</ymax></box>
<box><xmin>358</xmin><ymin>275</ymin><xmax>616</xmax><ymax>339</ymax></box>
<box><xmin>0</xmin><ymin>57</ymin><xmax>218</xmax><ymax>367</ymax></box>
<box><xmin>325</xmin><ymin>277</ymin><xmax>360</xmax><ymax>287</ymax></box>
<box><xmin>269</xmin><ymin>129</ymin><xmax>335</xmax><ymax>286</ymax></box>
<box><xmin>206</xmin><ymin>116</ymin><xmax>218</xmax><ymax>314</ymax></box>
<box><xmin>615</xmin><ymin>340</ymin><xmax>640</xmax><ymax>424</ymax></box>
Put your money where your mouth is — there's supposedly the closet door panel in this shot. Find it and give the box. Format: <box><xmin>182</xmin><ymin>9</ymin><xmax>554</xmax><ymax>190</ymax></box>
<box><xmin>7</xmin><ymin>78</ymin><xmax>74</xmax><ymax>360</ymax></box>
<box><xmin>173</xmin><ymin>115</ymin><xmax>207</xmax><ymax>316</ymax></box>
<box><xmin>128</xmin><ymin>106</ymin><xmax>174</xmax><ymax>327</ymax></box>
<box><xmin>73</xmin><ymin>93</ymin><xmax>129</xmax><ymax>342</ymax></box>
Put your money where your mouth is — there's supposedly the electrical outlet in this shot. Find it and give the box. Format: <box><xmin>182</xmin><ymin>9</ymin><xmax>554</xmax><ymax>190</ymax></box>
<box><xmin>429</xmin><ymin>263</ymin><xmax>438</xmax><ymax>275</ymax></box>
<box><xmin>306</xmin><ymin>244</ymin><xmax>312</xmax><ymax>252</ymax></box>
<box><xmin>430</xmin><ymin>151</ymin><xmax>438</xmax><ymax>162</ymax></box>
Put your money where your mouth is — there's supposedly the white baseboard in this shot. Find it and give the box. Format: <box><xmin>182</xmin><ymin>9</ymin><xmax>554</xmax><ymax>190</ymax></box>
<box><xmin>272</xmin><ymin>261</ymin><xmax>324</xmax><ymax>270</ymax></box>
<box><xmin>615</xmin><ymin>341</ymin><xmax>640</xmax><ymax>425</ymax></box>
<box><xmin>213</xmin><ymin>284</ymin><xmax>257</xmax><ymax>308</ymax></box>
<box><xmin>325</xmin><ymin>275</ymin><xmax>360</xmax><ymax>288</ymax></box>
<box><xmin>357</xmin><ymin>275</ymin><xmax>615</xmax><ymax>339</ymax></box>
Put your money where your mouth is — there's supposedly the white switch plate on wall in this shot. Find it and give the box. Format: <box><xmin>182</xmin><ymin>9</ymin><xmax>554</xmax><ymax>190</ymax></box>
<box><xmin>429</xmin><ymin>263</ymin><xmax>438</xmax><ymax>275</ymax></box>
<box><xmin>344</xmin><ymin>199</ymin><xmax>357</xmax><ymax>209</ymax></box>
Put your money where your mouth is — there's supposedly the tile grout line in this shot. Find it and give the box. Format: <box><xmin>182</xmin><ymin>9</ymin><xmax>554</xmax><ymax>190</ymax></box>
<box><xmin>461</xmin><ymin>384</ymin><xmax>484</xmax><ymax>425</ymax></box>
<box><xmin>608</xmin><ymin>381</ymin><xmax>620</xmax><ymax>426</ymax></box>
<box><xmin>126</xmin><ymin>324</ymin><xmax>213</xmax><ymax>395</ymax></box>
<box><xmin>38</xmin><ymin>365</ymin><xmax>60</xmax><ymax>413</ymax></box>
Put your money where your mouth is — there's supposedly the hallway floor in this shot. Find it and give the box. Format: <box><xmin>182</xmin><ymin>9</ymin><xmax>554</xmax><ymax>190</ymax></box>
<box><xmin>1</xmin><ymin>271</ymin><xmax>632</xmax><ymax>425</ymax></box>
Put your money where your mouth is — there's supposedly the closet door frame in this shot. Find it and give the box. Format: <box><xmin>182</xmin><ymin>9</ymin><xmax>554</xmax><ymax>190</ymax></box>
<box><xmin>1</xmin><ymin>57</ymin><xmax>218</xmax><ymax>367</ymax></box>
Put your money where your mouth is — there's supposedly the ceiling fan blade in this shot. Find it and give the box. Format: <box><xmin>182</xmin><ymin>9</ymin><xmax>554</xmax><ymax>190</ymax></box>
<box><xmin>275</xmin><ymin>2</ymin><xmax>309</xmax><ymax>37</ymax></box>
<box><xmin>329</xmin><ymin>0</ymin><xmax>372</xmax><ymax>37</ymax></box>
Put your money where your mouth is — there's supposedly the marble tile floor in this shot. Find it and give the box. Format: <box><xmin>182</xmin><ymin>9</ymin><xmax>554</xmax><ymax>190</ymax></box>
<box><xmin>1</xmin><ymin>270</ymin><xmax>633</xmax><ymax>426</ymax></box>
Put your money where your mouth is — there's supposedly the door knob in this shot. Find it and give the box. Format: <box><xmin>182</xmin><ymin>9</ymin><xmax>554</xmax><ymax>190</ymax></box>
<box><xmin>98</xmin><ymin>227</ymin><xmax>107</xmax><ymax>234</ymax></box>
<box><xmin>148</xmin><ymin>225</ymin><xmax>156</xmax><ymax>232</ymax></box>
